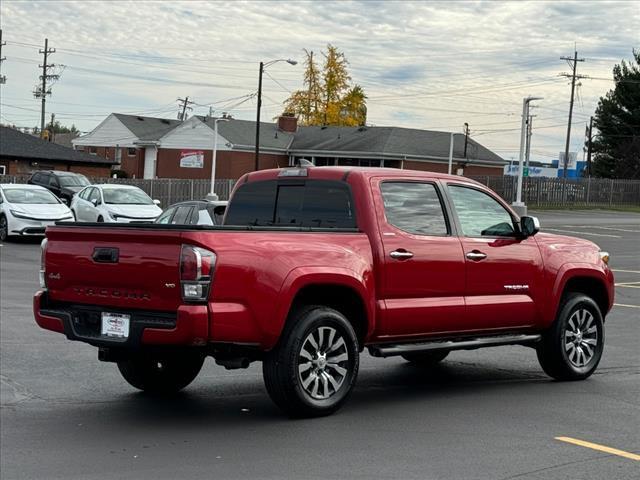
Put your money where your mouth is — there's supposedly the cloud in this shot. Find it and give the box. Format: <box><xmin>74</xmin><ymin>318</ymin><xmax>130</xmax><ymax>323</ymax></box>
<box><xmin>0</xmin><ymin>0</ymin><xmax>637</xmax><ymax>162</ymax></box>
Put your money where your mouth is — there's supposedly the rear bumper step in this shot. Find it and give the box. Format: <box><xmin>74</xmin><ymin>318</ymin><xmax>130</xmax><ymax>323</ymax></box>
<box><xmin>368</xmin><ymin>334</ymin><xmax>542</xmax><ymax>358</ymax></box>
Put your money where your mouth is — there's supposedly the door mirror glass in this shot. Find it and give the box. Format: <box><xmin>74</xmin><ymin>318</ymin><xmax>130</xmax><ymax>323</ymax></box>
<box><xmin>153</xmin><ymin>199</ymin><xmax>161</xmax><ymax>206</ymax></box>
<box><xmin>91</xmin><ymin>198</ymin><xmax>99</xmax><ymax>207</ymax></box>
<box><xmin>61</xmin><ymin>198</ymin><xmax>69</xmax><ymax>205</ymax></box>
<box><xmin>520</xmin><ymin>216</ymin><xmax>540</xmax><ymax>237</ymax></box>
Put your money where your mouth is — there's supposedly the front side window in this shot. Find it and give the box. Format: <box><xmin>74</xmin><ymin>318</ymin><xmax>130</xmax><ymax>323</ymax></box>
<box><xmin>381</xmin><ymin>182</ymin><xmax>448</xmax><ymax>236</ymax></box>
<box><xmin>449</xmin><ymin>185</ymin><xmax>515</xmax><ymax>237</ymax></box>
<box><xmin>88</xmin><ymin>188</ymin><xmax>101</xmax><ymax>203</ymax></box>
<box><xmin>3</xmin><ymin>188</ymin><xmax>60</xmax><ymax>204</ymax></box>
<box><xmin>102</xmin><ymin>188</ymin><xmax>153</xmax><ymax>205</ymax></box>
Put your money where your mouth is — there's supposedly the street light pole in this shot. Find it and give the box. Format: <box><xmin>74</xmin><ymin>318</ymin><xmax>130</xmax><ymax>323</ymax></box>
<box><xmin>513</xmin><ymin>96</ymin><xmax>542</xmax><ymax>215</ymax></box>
<box><xmin>254</xmin><ymin>58</ymin><xmax>297</xmax><ymax>172</ymax></box>
<box><xmin>209</xmin><ymin>117</ymin><xmax>229</xmax><ymax>200</ymax></box>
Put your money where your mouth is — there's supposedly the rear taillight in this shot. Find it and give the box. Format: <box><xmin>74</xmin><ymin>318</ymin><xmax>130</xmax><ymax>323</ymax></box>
<box><xmin>180</xmin><ymin>244</ymin><xmax>216</xmax><ymax>302</ymax></box>
<box><xmin>39</xmin><ymin>238</ymin><xmax>48</xmax><ymax>290</ymax></box>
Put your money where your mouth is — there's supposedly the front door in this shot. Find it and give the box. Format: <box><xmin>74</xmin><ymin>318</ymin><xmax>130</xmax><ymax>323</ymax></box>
<box><xmin>374</xmin><ymin>179</ymin><xmax>466</xmax><ymax>339</ymax></box>
<box><xmin>446</xmin><ymin>183</ymin><xmax>544</xmax><ymax>331</ymax></box>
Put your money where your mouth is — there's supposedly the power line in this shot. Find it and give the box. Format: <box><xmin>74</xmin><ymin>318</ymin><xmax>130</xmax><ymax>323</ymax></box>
<box><xmin>177</xmin><ymin>96</ymin><xmax>194</xmax><ymax>121</ymax></box>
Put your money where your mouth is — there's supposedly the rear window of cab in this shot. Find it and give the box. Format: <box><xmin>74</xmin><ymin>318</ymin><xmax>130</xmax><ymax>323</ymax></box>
<box><xmin>224</xmin><ymin>180</ymin><xmax>356</xmax><ymax>228</ymax></box>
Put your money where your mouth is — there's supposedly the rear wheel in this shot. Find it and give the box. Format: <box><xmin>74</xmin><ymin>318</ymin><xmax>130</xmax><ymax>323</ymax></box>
<box><xmin>117</xmin><ymin>352</ymin><xmax>205</xmax><ymax>394</ymax></box>
<box><xmin>71</xmin><ymin>209</ymin><xmax>77</xmax><ymax>221</ymax></box>
<box><xmin>0</xmin><ymin>215</ymin><xmax>8</xmax><ymax>241</ymax></box>
<box><xmin>263</xmin><ymin>306</ymin><xmax>359</xmax><ymax>417</ymax></box>
<box><xmin>97</xmin><ymin>216</ymin><xmax>104</xmax><ymax>223</ymax></box>
<box><xmin>536</xmin><ymin>293</ymin><xmax>604</xmax><ymax>381</ymax></box>
<box><xmin>402</xmin><ymin>350</ymin><xmax>449</xmax><ymax>366</ymax></box>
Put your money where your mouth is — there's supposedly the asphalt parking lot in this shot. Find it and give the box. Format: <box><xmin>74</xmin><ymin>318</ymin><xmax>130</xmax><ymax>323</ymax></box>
<box><xmin>1</xmin><ymin>210</ymin><xmax>638</xmax><ymax>480</ymax></box>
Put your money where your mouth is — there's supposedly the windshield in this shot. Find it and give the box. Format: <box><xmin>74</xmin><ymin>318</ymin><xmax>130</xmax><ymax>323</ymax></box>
<box><xmin>3</xmin><ymin>188</ymin><xmax>60</xmax><ymax>204</ymax></box>
<box><xmin>59</xmin><ymin>175</ymin><xmax>90</xmax><ymax>187</ymax></box>
<box><xmin>103</xmin><ymin>188</ymin><xmax>153</xmax><ymax>205</ymax></box>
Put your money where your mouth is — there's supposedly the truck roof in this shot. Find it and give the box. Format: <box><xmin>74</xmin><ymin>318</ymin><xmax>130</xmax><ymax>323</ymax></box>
<box><xmin>243</xmin><ymin>166</ymin><xmax>484</xmax><ymax>186</ymax></box>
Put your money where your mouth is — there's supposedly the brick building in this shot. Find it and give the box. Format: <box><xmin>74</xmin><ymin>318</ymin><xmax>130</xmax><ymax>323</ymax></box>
<box><xmin>0</xmin><ymin>126</ymin><xmax>115</xmax><ymax>177</ymax></box>
<box><xmin>73</xmin><ymin>113</ymin><xmax>507</xmax><ymax>179</ymax></box>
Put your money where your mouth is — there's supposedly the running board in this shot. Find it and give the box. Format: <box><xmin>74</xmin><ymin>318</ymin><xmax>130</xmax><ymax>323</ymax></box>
<box><xmin>368</xmin><ymin>334</ymin><xmax>542</xmax><ymax>358</ymax></box>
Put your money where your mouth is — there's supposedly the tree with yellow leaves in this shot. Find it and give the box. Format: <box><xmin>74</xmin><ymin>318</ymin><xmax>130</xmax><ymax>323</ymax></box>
<box><xmin>282</xmin><ymin>45</ymin><xmax>367</xmax><ymax>126</ymax></box>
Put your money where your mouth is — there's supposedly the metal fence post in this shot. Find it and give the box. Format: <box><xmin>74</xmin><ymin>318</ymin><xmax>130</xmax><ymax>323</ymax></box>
<box><xmin>609</xmin><ymin>178</ymin><xmax>614</xmax><ymax>207</ymax></box>
<box><xmin>150</xmin><ymin>179</ymin><xmax>154</xmax><ymax>199</ymax></box>
<box><xmin>167</xmin><ymin>179</ymin><xmax>172</xmax><ymax>206</ymax></box>
<box><xmin>586</xmin><ymin>176</ymin><xmax>591</xmax><ymax>205</ymax></box>
<box><xmin>190</xmin><ymin>180</ymin><xmax>194</xmax><ymax>200</ymax></box>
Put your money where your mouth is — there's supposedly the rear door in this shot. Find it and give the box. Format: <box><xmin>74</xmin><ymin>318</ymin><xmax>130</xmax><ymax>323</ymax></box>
<box><xmin>373</xmin><ymin>178</ymin><xmax>466</xmax><ymax>338</ymax></box>
<box><xmin>445</xmin><ymin>183</ymin><xmax>544</xmax><ymax>330</ymax></box>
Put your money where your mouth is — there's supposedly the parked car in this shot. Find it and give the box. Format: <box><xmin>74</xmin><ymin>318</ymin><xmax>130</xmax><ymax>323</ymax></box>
<box><xmin>34</xmin><ymin>166</ymin><xmax>614</xmax><ymax>417</ymax></box>
<box><xmin>70</xmin><ymin>184</ymin><xmax>162</xmax><ymax>223</ymax></box>
<box><xmin>0</xmin><ymin>184</ymin><xmax>73</xmax><ymax>240</ymax></box>
<box><xmin>155</xmin><ymin>200</ymin><xmax>227</xmax><ymax>226</ymax></box>
<box><xmin>28</xmin><ymin>171</ymin><xmax>91</xmax><ymax>203</ymax></box>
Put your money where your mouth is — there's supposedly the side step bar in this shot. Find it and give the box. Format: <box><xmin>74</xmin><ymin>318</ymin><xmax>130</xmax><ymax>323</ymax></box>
<box><xmin>368</xmin><ymin>334</ymin><xmax>542</xmax><ymax>358</ymax></box>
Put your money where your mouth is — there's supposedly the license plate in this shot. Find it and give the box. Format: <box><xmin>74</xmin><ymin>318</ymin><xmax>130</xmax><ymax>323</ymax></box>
<box><xmin>101</xmin><ymin>312</ymin><xmax>130</xmax><ymax>338</ymax></box>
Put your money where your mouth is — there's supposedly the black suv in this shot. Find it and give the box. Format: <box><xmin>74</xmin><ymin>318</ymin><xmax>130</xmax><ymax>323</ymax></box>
<box><xmin>28</xmin><ymin>171</ymin><xmax>91</xmax><ymax>203</ymax></box>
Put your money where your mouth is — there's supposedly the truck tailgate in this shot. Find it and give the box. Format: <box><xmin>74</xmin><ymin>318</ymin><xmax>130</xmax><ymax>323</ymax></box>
<box><xmin>44</xmin><ymin>226</ymin><xmax>184</xmax><ymax>312</ymax></box>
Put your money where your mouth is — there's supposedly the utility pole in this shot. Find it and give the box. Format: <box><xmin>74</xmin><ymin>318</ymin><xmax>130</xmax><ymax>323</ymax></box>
<box><xmin>525</xmin><ymin>114</ymin><xmax>534</xmax><ymax>169</ymax></box>
<box><xmin>0</xmin><ymin>29</ymin><xmax>6</xmax><ymax>85</ymax></box>
<box><xmin>177</xmin><ymin>96</ymin><xmax>193</xmax><ymax>121</ymax></box>
<box><xmin>463</xmin><ymin>122</ymin><xmax>469</xmax><ymax>160</ymax></box>
<box><xmin>48</xmin><ymin>112</ymin><xmax>55</xmax><ymax>142</ymax></box>
<box><xmin>560</xmin><ymin>50</ymin><xmax>586</xmax><ymax>178</ymax></box>
<box><xmin>255</xmin><ymin>61</ymin><xmax>264</xmax><ymax>171</ymax></box>
<box><xmin>513</xmin><ymin>96</ymin><xmax>542</xmax><ymax>214</ymax></box>
<box><xmin>306</xmin><ymin>51</ymin><xmax>313</xmax><ymax>125</ymax></box>
<box><xmin>586</xmin><ymin>116</ymin><xmax>594</xmax><ymax>177</ymax></box>
<box><xmin>34</xmin><ymin>38</ymin><xmax>58</xmax><ymax>137</ymax></box>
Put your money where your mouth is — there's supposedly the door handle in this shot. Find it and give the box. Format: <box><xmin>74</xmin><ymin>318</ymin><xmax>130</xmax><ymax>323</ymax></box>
<box><xmin>390</xmin><ymin>250</ymin><xmax>414</xmax><ymax>260</ymax></box>
<box><xmin>466</xmin><ymin>251</ymin><xmax>487</xmax><ymax>261</ymax></box>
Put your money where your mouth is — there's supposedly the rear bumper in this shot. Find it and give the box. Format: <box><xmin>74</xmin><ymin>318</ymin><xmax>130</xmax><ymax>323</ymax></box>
<box><xmin>33</xmin><ymin>291</ymin><xmax>209</xmax><ymax>347</ymax></box>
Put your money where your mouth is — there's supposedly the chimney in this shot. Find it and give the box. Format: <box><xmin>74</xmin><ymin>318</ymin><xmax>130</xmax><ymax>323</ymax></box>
<box><xmin>277</xmin><ymin>113</ymin><xmax>298</xmax><ymax>133</ymax></box>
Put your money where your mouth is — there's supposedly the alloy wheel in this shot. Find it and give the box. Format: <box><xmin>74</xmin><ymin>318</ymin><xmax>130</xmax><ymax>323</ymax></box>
<box><xmin>564</xmin><ymin>308</ymin><xmax>598</xmax><ymax>367</ymax></box>
<box><xmin>298</xmin><ymin>326</ymin><xmax>350</xmax><ymax>400</ymax></box>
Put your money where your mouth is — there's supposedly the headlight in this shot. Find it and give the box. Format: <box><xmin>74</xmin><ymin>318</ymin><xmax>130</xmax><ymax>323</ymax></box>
<box><xmin>10</xmin><ymin>209</ymin><xmax>32</xmax><ymax>219</ymax></box>
<box><xmin>599</xmin><ymin>251</ymin><xmax>610</xmax><ymax>265</ymax></box>
<box><xmin>108</xmin><ymin>211</ymin><xmax>120</xmax><ymax>220</ymax></box>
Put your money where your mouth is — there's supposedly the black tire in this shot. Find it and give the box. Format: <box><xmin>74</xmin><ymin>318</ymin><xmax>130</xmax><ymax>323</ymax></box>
<box><xmin>117</xmin><ymin>352</ymin><xmax>205</xmax><ymax>394</ymax></box>
<box><xmin>71</xmin><ymin>209</ymin><xmax>77</xmax><ymax>221</ymax></box>
<box><xmin>0</xmin><ymin>214</ymin><xmax>8</xmax><ymax>242</ymax></box>
<box><xmin>402</xmin><ymin>350</ymin><xmax>449</xmax><ymax>366</ymax></box>
<box><xmin>263</xmin><ymin>305</ymin><xmax>359</xmax><ymax>418</ymax></box>
<box><xmin>536</xmin><ymin>293</ymin><xmax>604</xmax><ymax>381</ymax></box>
<box><xmin>97</xmin><ymin>216</ymin><xmax>104</xmax><ymax>222</ymax></box>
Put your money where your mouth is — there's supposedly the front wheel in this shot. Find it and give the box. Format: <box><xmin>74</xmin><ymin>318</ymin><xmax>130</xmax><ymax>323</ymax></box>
<box><xmin>536</xmin><ymin>293</ymin><xmax>604</xmax><ymax>381</ymax></box>
<box><xmin>263</xmin><ymin>306</ymin><xmax>359</xmax><ymax>417</ymax></box>
<box><xmin>117</xmin><ymin>352</ymin><xmax>205</xmax><ymax>394</ymax></box>
<box><xmin>0</xmin><ymin>215</ymin><xmax>8</xmax><ymax>241</ymax></box>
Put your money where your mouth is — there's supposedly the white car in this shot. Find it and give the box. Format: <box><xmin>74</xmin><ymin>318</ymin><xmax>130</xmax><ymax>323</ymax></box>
<box><xmin>71</xmin><ymin>184</ymin><xmax>162</xmax><ymax>223</ymax></box>
<box><xmin>0</xmin><ymin>184</ymin><xmax>73</xmax><ymax>241</ymax></box>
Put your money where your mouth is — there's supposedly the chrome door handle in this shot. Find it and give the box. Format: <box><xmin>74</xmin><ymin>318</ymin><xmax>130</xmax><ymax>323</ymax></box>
<box><xmin>466</xmin><ymin>251</ymin><xmax>487</xmax><ymax>261</ymax></box>
<box><xmin>390</xmin><ymin>250</ymin><xmax>414</xmax><ymax>260</ymax></box>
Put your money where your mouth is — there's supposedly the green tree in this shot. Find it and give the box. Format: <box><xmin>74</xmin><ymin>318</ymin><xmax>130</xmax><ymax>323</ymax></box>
<box><xmin>49</xmin><ymin>121</ymin><xmax>79</xmax><ymax>134</ymax></box>
<box><xmin>592</xmin><ymin>50</ymin><xmax>640</xmax><ymax>179</ymax></box>
<box><xmin>282</xmin><ymin>44</ymin><xmax>367</xmax><ymax>126</ymax></box>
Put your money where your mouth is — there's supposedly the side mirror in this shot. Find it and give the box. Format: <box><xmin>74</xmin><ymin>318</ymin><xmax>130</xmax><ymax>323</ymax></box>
<box><xmin>91</xmin><ymin>198</ymin><xmax>99</xmax><ymax>207</ymax></box>
<box><xmin>520</xmin><ymin>216</ymin><xmax>540</xmax><ymax>238</ymax></box>
<box><xmin>153</xmin><ymin>199</ymin><xmax>161</xmax><ymax>206</ymax></box>
<box><xmin>61</xmin><ymin>198</ymin><xmax>69</xmax><ymax>206</ymax></box>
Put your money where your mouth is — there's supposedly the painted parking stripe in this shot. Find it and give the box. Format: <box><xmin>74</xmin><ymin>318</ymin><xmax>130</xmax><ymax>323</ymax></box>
<box><xmin>555</xmin><ymin>437</ymin><xmax>640</xmax><ymax>461</ymax></box>
<box><xmin>614</xmin><ymin>303</ymin><xmax>640</xmax><ymax>309</ymax></box>
<box><xmin>543</xmin><ymin>228</ymin><xmax>621</xmax><ymax>238</ymax></box>
<box><xmin>612</xmin><ymin>269</ymin><xmax>640</xmax><ymax>274</ymax></box>
<box><xmin>562</xmin><ymin>225</ymin><xmax>640</xmax><ymax>233</ymax></box>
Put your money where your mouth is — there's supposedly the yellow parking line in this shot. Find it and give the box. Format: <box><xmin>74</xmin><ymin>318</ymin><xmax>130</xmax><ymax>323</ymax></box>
<box><xmin>614</xmin><ymin>303</ymin><xmax>640</xmax><ymax>309</ymax></box>
<box><xmin>555</xmin><ymin>437</ymin><xmax>640</xmax><ymax>461</ymax></box>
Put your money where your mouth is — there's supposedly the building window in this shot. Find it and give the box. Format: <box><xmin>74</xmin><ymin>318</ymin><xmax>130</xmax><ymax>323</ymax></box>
<box><xmin>128</xmin><ymin>148</ymin><xmax>136</xmax><ymax>156</ymax></box>
<box><xmin>0</xmin><ymin>165</ymin><xmax>6</xmax><ymax>175</ymax></box>
<box><xmin>89</xmin><ymin>147</ymin><xmax>97</xmax><ymax>155</ymax></box>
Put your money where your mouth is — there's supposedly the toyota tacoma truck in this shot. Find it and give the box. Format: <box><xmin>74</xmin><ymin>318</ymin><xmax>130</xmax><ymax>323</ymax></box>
<box><xmin>34</xmin><ymin>166</ymin><xmax>614</xmax><ymax>417</ymax></box>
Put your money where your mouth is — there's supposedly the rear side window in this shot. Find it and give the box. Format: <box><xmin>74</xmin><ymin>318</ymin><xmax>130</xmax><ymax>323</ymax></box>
<box><xmin>171</xmin><ymin>206</ymin><xmax>194</xmax><ymax>224</ymax></box>
<box><xmin>381</xmin><ymin>182</ymin><xmax>449</xmax><ymax>235</ymax></box>
<box><xmin>225</xmin><ymin>180</ymin><xmax>356</xmax><ymax>228</ymax></box>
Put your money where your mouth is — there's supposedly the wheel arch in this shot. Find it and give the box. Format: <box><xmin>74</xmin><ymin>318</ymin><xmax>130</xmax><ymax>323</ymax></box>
<box><xmin>272</xmin><ymin>269</ymin><xmax>375</xmax><ymax>350</ymax></box>
<box><xmin>551</xmin><ymin>265</ymin><xmax>613</xmax><ymax>323</ymax></box>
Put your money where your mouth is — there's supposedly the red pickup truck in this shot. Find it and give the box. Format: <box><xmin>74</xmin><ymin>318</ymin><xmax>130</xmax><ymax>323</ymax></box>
<box><xmin>34</xmin><ymin>166</ymin><xmax>614</xmax><ymax>417</ymax></box>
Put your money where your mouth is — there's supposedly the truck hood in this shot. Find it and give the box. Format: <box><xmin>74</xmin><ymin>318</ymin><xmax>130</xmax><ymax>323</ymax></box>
<box><xmin>535</xmin><ymin>231</ymin><xmax>602</xmax><ymax>265</ymax></box>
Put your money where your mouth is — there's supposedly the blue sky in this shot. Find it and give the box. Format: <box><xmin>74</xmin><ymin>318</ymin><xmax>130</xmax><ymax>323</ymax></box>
<box><xmin>0</xmin><ymin>0</ymin><xmax>638</xmax><ymax>163</ymax></box>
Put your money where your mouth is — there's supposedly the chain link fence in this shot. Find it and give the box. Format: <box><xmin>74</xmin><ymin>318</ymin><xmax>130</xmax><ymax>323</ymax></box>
<box><xmin>1</xmin><ymin>174</ymin><xmax>639</xmax><ymax>208</ymax></box>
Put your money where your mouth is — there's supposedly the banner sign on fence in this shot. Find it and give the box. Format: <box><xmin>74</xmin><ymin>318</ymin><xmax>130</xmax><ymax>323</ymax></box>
<box><xmin>504</xmin><ymin>165</ymin><xmax>558</xmax><ymax>178</ymax></box>
<box><xmin>180</xmin><ymin>151</ymin><xmax>204</xmax><ymax>168</ymax></box>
